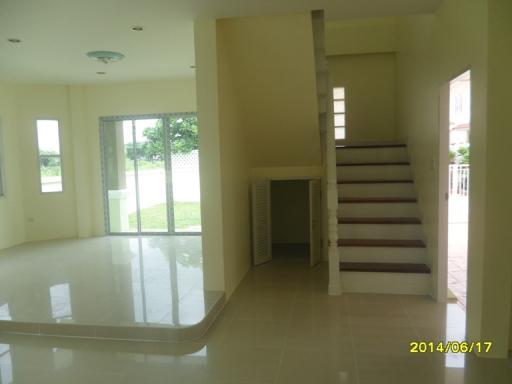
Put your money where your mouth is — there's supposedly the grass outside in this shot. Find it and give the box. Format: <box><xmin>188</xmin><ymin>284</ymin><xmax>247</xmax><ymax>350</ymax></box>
<box><xmin>129</xmin><ymin>202</ymin><xmax>201</xmax><ymax>231</ymax></box>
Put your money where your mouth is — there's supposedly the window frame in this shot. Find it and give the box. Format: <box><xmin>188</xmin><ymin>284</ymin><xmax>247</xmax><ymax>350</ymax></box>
<box><xmin>333</xmin><ymin>86</ymin><xmax>346</xmax><ymax>140</ymax></box>
<box><xmin>35</xmin><ymin>118</ymin><xmax>64</xmax><ymax>194</ymax></box>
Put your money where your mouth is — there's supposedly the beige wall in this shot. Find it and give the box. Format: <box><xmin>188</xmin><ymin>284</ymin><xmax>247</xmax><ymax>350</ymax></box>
<box><xmin>216</xmin><ymin>20</ymin><xmax>252</xmax><ymax>297</ymax></box>
<box><xmin>326</xmin><ymin>17</ymin><xmax>397</xmax><ymax>56</ymax></box>
<box><xmin>485</xmin><ymin>0</ymin><xmax>512</xmax><ymax>353</ymax></box>
<box><xmin>329</xmin><ymin>53</ymin><xmax>397</xmax><ymax>142</ymax></box>
<box><xmin>271</xmin><ymin>180</ymin><xmax>309</xmax><ymax>244</ymax></box>
<box><xmin>397</xmin><ymin>0</ymin><xmax>512</xmax><ymax>357</ymax></box>
<box><xmin>0</xmin><ymin>83</ymin><xmax>26</xmax><ymax>249</ymax></box>
<box><xmin>15</xmin><ymin>85</ymin><xmax>79</xmax><ymax>242</ymax></box>
<box><xmin>204</xmin><ymin>12</ymin><xmax>321</xmax><ymax>296</ymax></box>
<box><xmin>0</xmin><ymin>78</ymin><xmax>197</xmax><ymax>247</ymax></box>
<box><xmin>194</xmin><ymin>20</ymin><xmax>226</xmax><ymax>293</ymax></box>
<box><xmin>218</xmin><ymin>13</ymin><xmax>321</xmax><ymax>168</ymax></box>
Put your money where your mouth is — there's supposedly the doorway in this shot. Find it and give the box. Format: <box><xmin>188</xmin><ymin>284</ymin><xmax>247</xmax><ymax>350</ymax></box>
<box><xmin>100</xmin><ymin>113</ymin><xmax>201</xmax><ymax>235</ymax></box>
<box><xmin>439</xmin><ymin>70</ymin><xmax>471</xmax><ymax>308</ymax></box>
<box><xmin>251</xmin><ymin>179</ymin><xmax>322</xmax><ymax>267</ymax></box>
<box><xmin>270</xmin><ymin>180</ymin><xmax>310</xmax><ymax>261</ymax></box>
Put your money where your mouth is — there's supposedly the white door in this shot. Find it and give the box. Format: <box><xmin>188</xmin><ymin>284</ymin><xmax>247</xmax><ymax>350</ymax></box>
<box><xmin>251</xmin><ymin>180</ymin><xmax>272</xmax><ymax>265</ymax></box>
<box><xmin>309</xmin><ymin>179</ymin><xmax>322</xmax><ymax>267</ymax></box>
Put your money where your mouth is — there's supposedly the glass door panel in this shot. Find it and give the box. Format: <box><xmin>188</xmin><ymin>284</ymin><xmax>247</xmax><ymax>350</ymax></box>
<box><xmin>103</xmin><ymin>120</ymin><xmax>138</xmax><ymax>233</ymax></box>
<box><xmin>102</xmin><ymin>114</ymin><xmax>201</xmax><ymax>235</ymax></box>
<box><xmin>134</xmin><ymin>119</ymin><xmax>169</xmax><ymax>233</ymax></box>
<box><xmin>168</xmin><ymin>116</ymin><xmax>202</xmax><ymax>233</ymax></box>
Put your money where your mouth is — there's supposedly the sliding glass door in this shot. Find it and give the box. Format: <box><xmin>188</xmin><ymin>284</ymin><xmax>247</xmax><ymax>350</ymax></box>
<box><xmin>101</xmin><ymin>113</ymin><xmax>200</xmax><ymax>235</ymax></box>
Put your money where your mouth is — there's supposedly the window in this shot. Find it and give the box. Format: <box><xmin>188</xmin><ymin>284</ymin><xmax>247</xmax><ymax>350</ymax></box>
<box><xmin>36</xmin><ymin>119</ymin><xmax>63</xmax><ymax>193</ymax></box>
<box><xmin>333</xmin><ymin>87</ymin><xmax>346</xmax><ymax>140</ymax></box>
<box><xmin>50</xmin><ymin>283</ymin><xmax>72</xmax><ymax>321</ymax></box>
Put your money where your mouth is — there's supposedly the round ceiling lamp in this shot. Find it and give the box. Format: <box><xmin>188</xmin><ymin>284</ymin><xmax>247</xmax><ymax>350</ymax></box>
<box><xmin>86</xmin><ymin>51</ymin><xmax>125</xmax><ymax>64</ymax></box>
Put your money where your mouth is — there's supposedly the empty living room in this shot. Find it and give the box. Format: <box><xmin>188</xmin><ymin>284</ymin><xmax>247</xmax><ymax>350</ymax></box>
<box><xmin>0</xmin><ymin>0</ymin><xmax>511</xmax><ymax>383</ymax></box>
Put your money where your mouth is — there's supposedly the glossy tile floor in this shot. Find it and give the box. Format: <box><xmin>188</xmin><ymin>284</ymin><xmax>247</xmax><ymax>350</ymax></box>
<box><xmin>0</xmin><ymin>237</ymin><xmax>222</xmax><ymax>331</ymax></box>
<box><xmin>1</xmin><ymin>253</ymin><xmax>511</xmax><ymax>383</ymax></box>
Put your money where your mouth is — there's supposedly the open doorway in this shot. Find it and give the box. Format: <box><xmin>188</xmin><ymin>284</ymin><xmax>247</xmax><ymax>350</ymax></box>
<box><xmin>270</xmin><ymin>180</ymin><xmax>310</xmax><ymax>261</ymax></box>
<box><xmin>445</xmin><ymin>70</ymin><xmax>471</xmax><ymax>309</ymax></box>
<box><xmin>251</xmin><ymin>179</ymin><xmax>322</xmax><ymax>267</ymax></box>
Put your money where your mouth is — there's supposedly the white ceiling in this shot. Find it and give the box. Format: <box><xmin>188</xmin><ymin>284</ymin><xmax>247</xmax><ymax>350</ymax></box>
<box><xmin>0</xmin><ymin>0</ymin><xmax>442</xmax><ymax>84</ymax></box>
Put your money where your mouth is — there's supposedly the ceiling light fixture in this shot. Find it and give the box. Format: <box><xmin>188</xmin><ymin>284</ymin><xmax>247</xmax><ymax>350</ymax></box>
<box><xmin>86</xmin><ymin>51</ymin><xmax>125</xmax><ymax>64</ymax></box>
<box><xmin>96</xmin><ymin>71</ymin><xmax>107</xmax><ymax>75</ymax></box>
<box><xmin>7</xmin><ymin>38</ymin><xmax>21</xmax><ymax>43</ymax></box>
<box><xmin>131</xmin><ymin>26</ymin><xmax>144</xmax><ymax>31</ymax></box>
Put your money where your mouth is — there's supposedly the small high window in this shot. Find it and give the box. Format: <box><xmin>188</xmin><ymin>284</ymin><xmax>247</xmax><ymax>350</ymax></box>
<box><xmin>333</xmin><ymin>87</ymin><xmax>346</xmax><ymax>140</ymax></box>
<box><xmin>36</xmin><ymin>119</ymin><xmax>63</xmax><ymax>193</ymax></box>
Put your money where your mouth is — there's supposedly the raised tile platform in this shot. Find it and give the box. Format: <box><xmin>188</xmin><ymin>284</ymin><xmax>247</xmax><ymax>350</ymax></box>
<box><xmin>0</xmin><ymin>236</ymin><xmax>224</xmax><ymax>341</ymax></box>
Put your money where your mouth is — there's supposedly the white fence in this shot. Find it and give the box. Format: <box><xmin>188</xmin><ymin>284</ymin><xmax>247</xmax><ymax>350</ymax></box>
<box><xmin>449</xmin><ymin>164</ymin><xmax>469</xmax><ymax>196</ymax></box>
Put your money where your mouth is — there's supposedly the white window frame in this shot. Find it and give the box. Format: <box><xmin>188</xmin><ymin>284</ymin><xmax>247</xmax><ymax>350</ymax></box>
<box><xmin>333</xmin><ymin>87</ymin><xmax>346</xmax><ymax>140</ymax></box>
<box><xmin>36</xmin><ymin>118</ymin><xmax>64</xmax><ymax>194</ymax></box>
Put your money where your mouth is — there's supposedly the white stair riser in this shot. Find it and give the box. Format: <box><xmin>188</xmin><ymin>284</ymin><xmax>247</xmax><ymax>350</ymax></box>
<box><xmin>336</xmin><ymin>147</ymin><xmax>409</xmax><ymax>163</ymax></box>
<box><xmin>339</xmin><ymin>203</ymin><xmax>419</xmax><ymax>217</ymax></box>
<box><xmin>338</xmin><ymin>247</ymin><xmax>427</xmax><ymax>264</ymax></box>
<box><xmin>341</xmin><ymin>271</ymin><xmax>431</xmax><ymax>295</ymax></box>
<box><xmin>338</xmin><ymin>224</ymin><xmax>423</xmax><ymax>240</ymax></box>
<box><xmin>338</xmin><ymin>183</ymin><xmax>416</xmax><ymax>198</ymax></box>
<box><xmin>337</xmin><ymin>165</ymin><xmax>411</xmax><ymax>180</ymax></box>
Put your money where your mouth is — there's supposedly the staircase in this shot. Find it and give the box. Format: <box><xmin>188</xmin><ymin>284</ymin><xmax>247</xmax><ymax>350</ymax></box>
<box><xmin>336</xmin><ymin>143</ymin><xmax>432</xmax><ymax>295</ymax></box>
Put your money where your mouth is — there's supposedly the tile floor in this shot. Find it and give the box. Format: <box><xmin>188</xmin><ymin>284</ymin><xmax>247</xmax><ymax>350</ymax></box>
<box><xmin>0</xmin><ymin>237</ymin><xmax>223</xmax><ymax>335</ymax></box>
<box><xmin>1</xmin><ymin>252</ymin><xmax>511</xmax><ymax>383</ymax></box>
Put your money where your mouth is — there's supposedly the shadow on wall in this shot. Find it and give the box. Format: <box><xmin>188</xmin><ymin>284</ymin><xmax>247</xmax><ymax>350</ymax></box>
<box><xmin>271</xmin><ymin>180</ymin><xmax>310</xmax><ymax>259</ymax></box>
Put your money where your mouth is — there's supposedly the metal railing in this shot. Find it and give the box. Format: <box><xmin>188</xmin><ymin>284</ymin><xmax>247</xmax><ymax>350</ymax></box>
<box><xmin>449</xmin><ymin>164</ymin><xmax>470</xmax><ymax>196</ymax></box>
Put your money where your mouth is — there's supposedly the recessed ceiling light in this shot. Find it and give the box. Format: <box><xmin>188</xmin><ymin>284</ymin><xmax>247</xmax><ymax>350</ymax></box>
<box><xmin>96</xmin><ymin>71</ymin><xmax>107</xmax><ymax>75</ymax></box>
<box><xmin>131</xmin><ymin>26</ymin><xmax>144</xmax><ymax>31</ymax></box>
<box><xmin>7</xmin><ymin>38</ymin><xmax>21</xmax><ymax>43</ymax></box>
<box><xmin>86</xmin><ymin>51</ymin><xmax>125</xmax><ymax>64</ymax></box>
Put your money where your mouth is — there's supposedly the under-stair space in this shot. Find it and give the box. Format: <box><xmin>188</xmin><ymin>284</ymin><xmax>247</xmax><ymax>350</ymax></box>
<box><xmin>336</xmin><ymin>143</ymin><xmax>431</xmax><ymax>294</ymax></box>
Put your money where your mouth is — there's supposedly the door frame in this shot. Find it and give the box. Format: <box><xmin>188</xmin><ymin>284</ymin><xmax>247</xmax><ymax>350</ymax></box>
<box><xmin>253</xmin><ymin>177</ymin><xmax>323</xmax><ymax>266</ymax></box>
<box><xmin>99</xmin><ymin>112</ymin><xmax>199</xmax><ymax>236</ymax></box>
<box><xmin>437</xmin><ymin>68</ymin><xmax>471</xmax><ymax>302</ymax></box>
<box><xmin>437</xmin><ymin>81</ymin><xmax>450</xmax><ymax>302</ymax></box>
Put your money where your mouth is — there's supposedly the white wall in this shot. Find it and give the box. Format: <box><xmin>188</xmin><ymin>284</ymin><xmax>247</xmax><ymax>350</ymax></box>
<box><xmin>194</xmin><ymin>20</ymin><xmax>226</xmax><ymax>294</ymax></box>
<box><xmin>0</xmin><ymin>83</ymin><xmax>26</xmax><ymax>249</ymax></box>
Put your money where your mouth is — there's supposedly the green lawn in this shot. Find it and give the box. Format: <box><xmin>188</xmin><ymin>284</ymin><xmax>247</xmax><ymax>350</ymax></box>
<box><xmin>129</xmin><ymin>202</ymin><xmax>201</xmax><ymax>232</ymax></box>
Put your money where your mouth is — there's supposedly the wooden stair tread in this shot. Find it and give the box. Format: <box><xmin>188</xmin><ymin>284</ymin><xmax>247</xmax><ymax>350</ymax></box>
<box><xmin>337</xmin><ymin>162</ymin><xmax>410</xmax><ymax>167</ymax></box>
<box><xmin>339</xmin><ymin>197</ymin><xmax>417</xmax><ymax>203</ymax></box>
<box><xmin>338</xmin><ymin>239</ymin><xmax>426</xmax><ymax>248</ymax></box>
<box><xmin>340</xmin><ymin>262</ymin><xmax>431</xmax><ymax>274</ymax></box>
<box><xmin>338</xmin><ymin>217</ymin><xmax>421</xmax><ymax>224</ymax></box>
<box><xmin>338</xmin><ymin>180</ymin><xmax>414</xmax><ymax>184</ymax></box>
<box><xmin>336</xmin><ymin>143</ymin><xmax>406</xmax><ymax>149</ymax></box>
